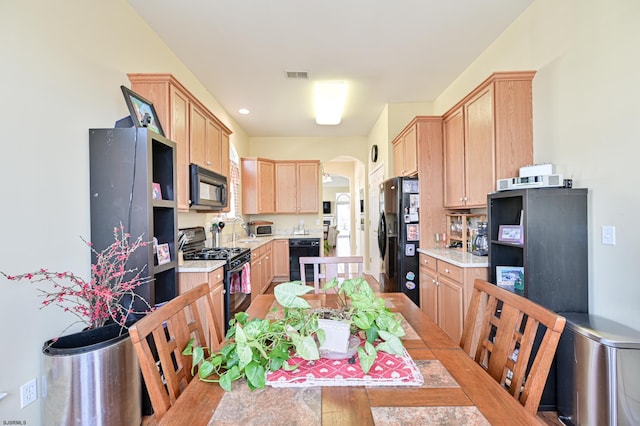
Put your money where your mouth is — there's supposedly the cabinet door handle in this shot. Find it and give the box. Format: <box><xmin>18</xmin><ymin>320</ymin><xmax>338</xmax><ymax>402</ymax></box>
<box><xmin>444</xmin><ymin>268</ymin><xmax>450</xmax><ymax>273</ymax></box>
<box><xmin>222</xmin><ymin>289</ymin><xmax>226</xmax><ymax>294</ymax></box>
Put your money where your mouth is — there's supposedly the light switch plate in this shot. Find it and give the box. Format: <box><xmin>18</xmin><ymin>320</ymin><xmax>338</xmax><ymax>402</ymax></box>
<box><xmin>602</xmin><ymin>226</ymin><xmax>616</xmax><ymax>245</ymax></box>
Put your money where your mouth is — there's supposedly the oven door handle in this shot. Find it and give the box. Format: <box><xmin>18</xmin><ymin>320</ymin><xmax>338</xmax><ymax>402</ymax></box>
<box><xmin>228</xmin><ymin>260</ymin><xmax>249</xmax><ymax>275</ymax></box>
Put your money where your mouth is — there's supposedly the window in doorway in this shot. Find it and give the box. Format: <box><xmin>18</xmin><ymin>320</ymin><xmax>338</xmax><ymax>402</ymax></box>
<box><xmin>336</xmin><ymin>193</ymin><xmax>351</xmax><ymax>236</ymax></box>
<box><xmin>228</xmin><ymin>145</ymin><xmax>240</xmax><ymax>218</ymax></box>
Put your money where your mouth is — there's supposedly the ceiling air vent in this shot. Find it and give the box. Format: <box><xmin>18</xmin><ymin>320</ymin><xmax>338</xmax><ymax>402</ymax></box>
<box><xmin>285</xmin><ymin>70</ymin><xmax>308</xmax><ymax>79</ymax></box>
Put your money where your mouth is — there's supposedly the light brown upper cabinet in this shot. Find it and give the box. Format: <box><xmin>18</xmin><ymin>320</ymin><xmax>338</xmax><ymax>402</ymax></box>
<box><xmin>393</xmin><ymin>124</ymin><xmax>418</xmax><ymax>177</ymax></box>
<box><xmin>443</xmin><ymin>71</ymin><xmax>534</xmax><ymax>209</ymax></box>
<box><xmin>241</xmin><ymin>158</ymin><xmax>275</xmax><ymax>214</ymax></box>
<box><xmin>275</xmin><ymin>161</ymin><xmax>320</xmax><ymax>214</ymax></box>
<box><xmin>413</xmin><ymin>116</ymin><xmax>444</xmax><ymax>248</ymax></box>
<box><xmin>190</xmin><ymin>107</ymin><xmax>228</xmax><ymax>178</ymax></box>
<box><xmin>392</xmin><ymin>116</ymin><xmax>444</xmax><ymax>246</ymax></box>
<box><xmin>128</xmin><ymin>74</ymin><xmax>232</xmax><ymax>212</ymax></box>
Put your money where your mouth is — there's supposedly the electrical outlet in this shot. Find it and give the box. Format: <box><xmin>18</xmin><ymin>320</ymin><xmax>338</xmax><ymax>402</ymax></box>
<box><xmin>20</xmin><ymin>378</ymin><xmax>37</xmax><ymax>408</ymax></box>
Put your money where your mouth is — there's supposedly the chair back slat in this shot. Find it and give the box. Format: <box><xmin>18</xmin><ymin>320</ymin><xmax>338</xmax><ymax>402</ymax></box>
<box><xmin>460</xmin><ymin>278</ymin><xmax>566</xmax><ymax>415</ymax></box>
<box><xmin>129</xmin><ymin>283</ymin><xmax>221</xmax><ymax>421</ymax></box>
<box><xmin>299</xmin><ymin>256</ymin><xmax>364</xmax><ymax>293</ymax></box>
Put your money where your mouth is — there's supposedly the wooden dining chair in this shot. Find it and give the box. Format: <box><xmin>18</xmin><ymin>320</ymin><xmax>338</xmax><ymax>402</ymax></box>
<box><xmin>299</xmin><ymin>255</ymin><xmax>363</xmax><ymax>293</ymax></box>
<box><xmin>459</xmin><ymin>278</ymin><xmax>566</xmax><ymax>415</ymax></box>
<box><xmin>129</xmin><ymin>282</ymin><xmax>221</xmax><ymax>421</ymax></box>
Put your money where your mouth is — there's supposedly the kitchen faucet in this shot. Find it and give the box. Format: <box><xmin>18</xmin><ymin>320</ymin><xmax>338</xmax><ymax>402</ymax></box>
<box><xmin>231</xmin><ymin>217</ymin><xmax>248</xmax><ymax>245</ymax></box>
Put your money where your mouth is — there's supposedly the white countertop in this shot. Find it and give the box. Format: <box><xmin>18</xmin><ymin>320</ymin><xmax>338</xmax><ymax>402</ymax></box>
<box><xmin>229</xmin><ymin>233</ymin><xmax>323</xmax><ymax>249</ymax></box>
<box><xmin>417</xmin><ymin>248</ymin><xmax>489</xmax><ymax>268</ymax></box>
<box><xmin>178</xmin><ymin>233</ymin><xmax>323</xmax><ymax>273</ymax></box>
<box><xmin>178</xmin><ymin>259</ymin><xmax>226</xmax><ymax>273</ymax></box>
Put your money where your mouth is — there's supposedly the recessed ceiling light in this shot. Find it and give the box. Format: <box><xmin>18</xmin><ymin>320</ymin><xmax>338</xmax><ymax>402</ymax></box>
<box><xmin>238</xmin><ymin>108</ymin><xmax>250</xmax><ymax>115</ymax></box>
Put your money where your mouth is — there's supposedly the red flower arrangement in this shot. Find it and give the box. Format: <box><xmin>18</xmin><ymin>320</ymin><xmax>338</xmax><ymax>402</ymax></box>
<box><xmin>1</xmin><ymin>225</ymin><xmax>152</xmax><ymax>336</ymax></box>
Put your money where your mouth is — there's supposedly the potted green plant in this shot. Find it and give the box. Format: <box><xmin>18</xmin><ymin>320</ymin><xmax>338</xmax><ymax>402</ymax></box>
<box><xmin>183</xmin><ymin>277</ymin><xmax>406</xmax><ymax>391</ymax></box>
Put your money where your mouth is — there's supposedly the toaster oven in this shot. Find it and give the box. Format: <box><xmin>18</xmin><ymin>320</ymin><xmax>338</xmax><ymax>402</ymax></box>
<box><xmin>248</xmin><ymin>221</ymin><xmax>273</xmax><ymax>236</ymax></box>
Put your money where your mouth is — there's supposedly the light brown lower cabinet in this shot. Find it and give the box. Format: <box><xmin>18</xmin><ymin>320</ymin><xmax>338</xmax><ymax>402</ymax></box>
<box><xmin>272</xmin><ymin>239</ymin><xmax>290</xmax><ymax>282</ymax></box>
<box><xmin>178</xmin><ymin>266</ymin><xmax>225</xmax><ymax>349</ymax></box>
<box><xmin>419</xmin><ymin>253</ymin><xmax>487</xmax><ymax>342</ymax></box>
<box><xmin>250</xmin><ymin>242</ymin><xmax>274</xmax><ymax>301</ymax></box>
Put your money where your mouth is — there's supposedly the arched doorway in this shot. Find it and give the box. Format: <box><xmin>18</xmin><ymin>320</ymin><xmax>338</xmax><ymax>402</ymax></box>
<box><xmin>335</xmin><ymin>193</ymin><xmax>351</xmax><ymax>255</ymax></box>
<box><xmin>322</xmin><ymin>156</ymin><xmax>365</xmax><ymax>259</ymax></box>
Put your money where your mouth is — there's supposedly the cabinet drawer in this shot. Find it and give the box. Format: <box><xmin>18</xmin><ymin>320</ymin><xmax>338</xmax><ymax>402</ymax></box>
<box><xmin>210</xmin><ymin>267</ymin><xmax>224</xmax><ymax>285</ymax></box>
<box><xmin>251</xmin><ymin>245</ymin><xmax>266</xmax><ymax>259</ymax></box>
<box><xmin>420</xmin><ymin>254</ymin><xmax>438</xmax><ymax>274</ymax></box>
<box><xmin>437</xmin><ymin>260</ymin><xmax>462</xmax><ymax>283</ymax></box>
<box><xmin>251</xmin><ymin>248</ymin><xmax>260</xmax><ymax>260</ymax></box>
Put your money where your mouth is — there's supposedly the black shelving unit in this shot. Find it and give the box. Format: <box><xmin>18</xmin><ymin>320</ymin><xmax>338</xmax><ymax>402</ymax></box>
<box><xmin>488</xmin><ymin>188</ymin><xmax>588</xmax><ymax>312</ymax></box>
<box><xmin>89</xmin><ymin>128</ymin><xmax>178</xmax><ymax>310</ymax></box>
<box><xmin>488</xmin><ymin>187</ymin><xmax>588</xmax><ymax>411</ymax></box>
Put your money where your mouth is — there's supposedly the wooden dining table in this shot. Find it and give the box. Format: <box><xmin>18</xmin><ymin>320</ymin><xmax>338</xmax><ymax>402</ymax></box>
<box><xmin>158</xmin><ymin>293</ymin><xmax>541</xmax><ymax>425</ymax></box>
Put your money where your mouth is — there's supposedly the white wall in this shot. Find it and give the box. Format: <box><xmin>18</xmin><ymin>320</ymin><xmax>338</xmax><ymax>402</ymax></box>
<box><xmin>0</xmin><ymin>1</ymin><xmax>247</xmax><ymax>422</ymax></box>
<box><xmin>433</xmin><ymin>0</ymin><xmax>640</xmax><ymax>329</ymax></box>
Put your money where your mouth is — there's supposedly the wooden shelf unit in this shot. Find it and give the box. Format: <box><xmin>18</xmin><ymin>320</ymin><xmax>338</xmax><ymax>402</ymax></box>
<box><xmin>445</xmin><ymin>212</ymin><xmax>486</xmax><ymax>252</ymax></box>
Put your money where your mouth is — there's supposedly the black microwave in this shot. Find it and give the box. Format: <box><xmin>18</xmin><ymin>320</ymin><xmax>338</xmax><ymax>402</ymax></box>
<box><xmin>189</xmin><ymin>164</ymin><xmax>228</xmax><ymax>210</ymax></box>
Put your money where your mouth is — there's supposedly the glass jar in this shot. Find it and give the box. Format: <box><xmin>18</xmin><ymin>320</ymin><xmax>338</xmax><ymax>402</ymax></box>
<box><xmin>472</xmin><ymin>222</ymin><xmax>488</xmax><ymax>256</ymax></box>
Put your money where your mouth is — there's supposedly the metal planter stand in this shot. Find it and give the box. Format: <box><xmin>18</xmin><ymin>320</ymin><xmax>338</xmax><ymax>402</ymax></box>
<box><xmin>41</xmin><ymin>323</ymin><xmax>141</xmax><ymax>426</ymax></box>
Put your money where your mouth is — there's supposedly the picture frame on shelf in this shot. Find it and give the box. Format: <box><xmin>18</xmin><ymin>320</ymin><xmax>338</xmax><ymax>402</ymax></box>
<box><xmin>152</xmin><ymin>182</ymin><xmax>162</xmax><ymax>200</ymax></box>
<box><xmin>496</xmin><ymin>266</ymin><xmax>524</xmax><ymax>292</ymax></box>
<box><xmin>498</xmin><ymin>224</ymin><xmax>524</xmax><ymax>244</ymax></box>
<box><xmin>120</xmin><ymin>86</ymin><xmax>165</xmax><ymax>136</ymax></box>
<box><xmin>157</xmin><ymin>243</ymin><xmax>171</xmax><ymax>265</ymax></box>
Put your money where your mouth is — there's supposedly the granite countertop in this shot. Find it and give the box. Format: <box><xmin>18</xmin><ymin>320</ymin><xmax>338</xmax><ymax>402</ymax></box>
<box><xmin>178</xmin><ymin>259</ymin><xmax>226</xmax><ymax>273</ymax></box>
<box><xmin>417</xmin><ymin>247</ymin><xmax>489</xmax><ymax>268</ymax></box>
<box><xmin>178</xmin><ymin>233</ymin><xmax>324</xmax><ymax>273</ymax></box>
<box><xmin>229</xmin><ymin>232</ymin><xmax>323</xmax><ymax>250</ymax></box>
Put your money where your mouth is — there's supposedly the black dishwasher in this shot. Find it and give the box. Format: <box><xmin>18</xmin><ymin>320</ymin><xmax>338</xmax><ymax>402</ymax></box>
<box><xmin>289</xmin><ymin>238</ymin><xmax>321</xmax><ymax>281</ymax></box>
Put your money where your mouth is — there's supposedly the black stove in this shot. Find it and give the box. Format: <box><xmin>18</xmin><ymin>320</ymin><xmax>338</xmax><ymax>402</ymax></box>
<box><xmin>179</xmin><ymin>227</ymin><xmax>251</xmax><ymax>267</ymax></box>
<box><xmin>179</xmin><ymin>226</ymin><xmax>253</xmax><ymax>333</ymax></box>
<box><xmin>184</xmin><ymin>246</ymin><xmax>248</xmax><ymax>261</ymax></box>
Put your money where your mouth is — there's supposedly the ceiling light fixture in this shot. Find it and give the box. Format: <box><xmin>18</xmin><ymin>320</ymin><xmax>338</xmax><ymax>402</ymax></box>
<box><xmin>238</xmin><ymin>108</ymin><xmax>250</xmax><ymax>115</ymax></box>
<box><xmin>314</xmin><ymin>81</ymin><xmax>347</xmax><ymax>125</ymax></box>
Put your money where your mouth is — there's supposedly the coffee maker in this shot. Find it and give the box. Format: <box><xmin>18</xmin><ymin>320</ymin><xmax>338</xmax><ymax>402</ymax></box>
<box><xmin>472</xmin><ymin>222</ymin><xmax>489</xmax><ymax>256</ymax></box>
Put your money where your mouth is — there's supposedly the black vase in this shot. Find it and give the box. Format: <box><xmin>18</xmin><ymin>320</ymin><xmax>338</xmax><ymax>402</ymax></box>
<box><xmin>41</xmin><ymin>323</ymin><xmax>141</xmax><ymax>426</ymax></box>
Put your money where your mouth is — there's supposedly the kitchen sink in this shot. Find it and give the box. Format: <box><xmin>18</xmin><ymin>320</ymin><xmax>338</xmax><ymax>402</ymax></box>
<box><xmin>237</xmin><ymin>239</ymin><xmax>261</xmax><ymax>244</ymax></box>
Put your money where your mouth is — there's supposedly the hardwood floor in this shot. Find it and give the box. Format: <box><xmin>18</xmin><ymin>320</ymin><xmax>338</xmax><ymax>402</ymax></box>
<box><xmin>538</xmin><ymin>411</ymin><xmax>563</xmax><ymax>425</ymax></box>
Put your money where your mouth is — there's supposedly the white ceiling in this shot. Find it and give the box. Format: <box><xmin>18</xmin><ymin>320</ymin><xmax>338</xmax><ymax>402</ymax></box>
<box><xmin>128</xmin><ymin>0</ymin><xmax>533</xmax><ymax>138</ymax></box>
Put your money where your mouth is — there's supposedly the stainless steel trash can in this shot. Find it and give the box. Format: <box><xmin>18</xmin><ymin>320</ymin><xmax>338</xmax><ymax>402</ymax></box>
<box><xmin>557</xmin><ymin>313</ymin><xmax>640</xmax><ymax>426</ymax></box>
<box><xmin>41</xmin><ymin>324</ymin><xmax>141</xmax><ymax>426</ymax></box>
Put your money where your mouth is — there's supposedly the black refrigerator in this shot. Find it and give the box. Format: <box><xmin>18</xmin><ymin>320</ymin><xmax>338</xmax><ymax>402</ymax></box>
<box><xmin>378</xmin><ymin>176</ymin><xmax>420</xmax><ymax>305</ymax></box>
